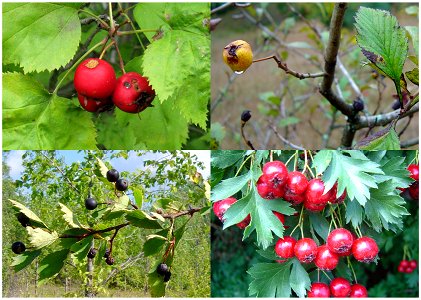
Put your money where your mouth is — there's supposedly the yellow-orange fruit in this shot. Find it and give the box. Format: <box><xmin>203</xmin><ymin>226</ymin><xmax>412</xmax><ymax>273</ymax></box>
<box><xmin>222</xmin><ymin>40</ymin><xmax>253</xmax><ymax>72</ymax></box>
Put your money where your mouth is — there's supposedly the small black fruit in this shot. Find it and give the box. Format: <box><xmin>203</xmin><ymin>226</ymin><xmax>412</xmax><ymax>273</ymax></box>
<box><xmin>241</xmin><ymin>110</ymin><xmax>252</xmax><ymax>122</ymax></box>
<box><xmin>392</xmin><ymin>100</ymin><xmax>401</xmax><ymax>110</ymax></box>
<box><xmin>115</xmin><ymin>178</ymin><xmax>129</xmax><ymax>191</ymax></box>
<box><xmin>156</xmin><ymin>263</ymin><xmax>168</xmax><ymax>275</ymax></box>
<box><xmin>87</xmin><ymin>248</ymin><xmax>97</xmax><ymax>259</ymax></box>
<box><xmin>104</xmin><ymin>249</ymin><xmax>111</xmax><ymax>258</ymax></box>
<box><xmin>352</xmin><ymin>98</ymin><xmax>364</xmax><ymax>112</ymax></box>
<box><xmin>163</xmin><ymin>271</ymin><xmax>171</xmax><ymax>282</ymax></box>
<box><xmin>106</xmin><ymin>169</ymin><xmax>119</xmax><ymax>182</ymax></box>
<box><xmin>17</xmin><ymin>213</ymin><xmax>30</xmax><ymax>227</ymax></box>
<box><xmin>12</xmin><ymin>241</ymin><xmax>26</xmax><ymax>254</ymax></box>
<box><xmin>85</xmin><ymin>197</ymin><xmax>97</xmax><ymax>210</ymax></box>
<box><xmin>105</xmin><ymin>256</ymin><xmax>115</xmax><ymax>265</ymax></box>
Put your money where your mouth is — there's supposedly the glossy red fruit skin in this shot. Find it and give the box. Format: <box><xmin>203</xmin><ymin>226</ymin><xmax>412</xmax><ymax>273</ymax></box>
<box><xmin>350</xmin><ymin>284</ymin><xmax>368</xmax><ymax>297</ymax></box>
<box><xmin>213</xmin><ymin>197</ymin><xmax>237</xmax><ymax>221</ymax></box>
<box><xmin>236</xmin><ymin>214</ymin><xmax>251</xmax><ymax>229</ymax></box>
<box><xmin>327</xmin><ymin>228</ymin><xmax>354</xmax><ymax>254</ymax></box>
<box><xmin>409</xmin><ymin>259</ymin><xmax>417</xmax><ymax>269</ymax></box>
<box><xmin>330</xmin><ymin>188</ymin><xmax>347</xmax><ymax>204</ymax></box>
<box><xmin>315</xmin><ymin>245</ymin><xmax>339</xmax><ymax>270</ymax></box>
<box><xmin>305</xmin><ymin>179</ymin><xmax>334</xmax><ymax>206</ymax></box>
<box><xmin>74</xmin><ymin>58</ymin><xmax>116</xmax><ymax>98</ymax></box>
<box><xmin>409</xmin><ymin>182</ymin><xmax>419</xmax><ymax>200</ymax></box>
<box><xmin>308</xmin><ymin>282</ymin><xmax>330</xmax><ymax>298</ymax></box>
<box><xmin>352</xmin><ymin>237</ymin><xmax>379</xmax><ymax>263</ymax></box>
<box><xmin>113</xmin><ymin>72</ymin><xmax>155</xmax><ymax>113</ymax></box>
<box><xmin>304</xmin><ymin>201</ymin><xmax>326</xmax><ymax>212</ymax></box>
<box><xmin>262</xmin><ymin>161</ymin><xmax>288</xmax><ymax>187</ymax></box>
<box><xmin>408</xmin><ymin>164</ymin><xmax>419</xmax><ymax>181</ymax></box>
<box><xmin>77</xmin><ymin>93</ymin><xmax>111</xmax><ymax>112</ymax></box>
<box><xmin>398</xmin><ymin>265</ymin><xmax>405</xmax><ymax>273</ymax></box>
<box><xmin>275</xmin><ymin>236</ymin><xmax>296</xmax><ymax>259</ymax></box>
<box><xmin>330</xmin><ymin>277</ymin><xmax>351</xmax><ymax>297</ymax></box>
<box><xmin>400</xmin><ymin>260</ymin><xmax>409</xmax><ymax>268</ymax></box>
<box><xmin>337</xmin><ymin>247</ymin><xmax>352</xmax><ymax>257</ymax></box>
<box><xmin>294</xmin><ymin>238</ymin><xmax>318</xmax><ymax>263</ymax></box>
<box><xmin>286</xmin><ymin>171</ymin><xmax>308</xmax><ymax>195</ymax></box>
<box><xmin>284</xmin><ymin>188</ymin><xmax>305</xmax><ymax>205</ymax></box>
<box><xmin>257</xmin><ymin>175</ymin><xmax>284</xmax><ymax>199</ymax></box>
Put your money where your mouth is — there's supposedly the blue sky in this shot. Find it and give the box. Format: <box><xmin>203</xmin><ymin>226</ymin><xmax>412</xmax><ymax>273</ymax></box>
<box><xmin>4</xmin><ymin>151</ymin><xmax>210</xmax><ymax>180</ymax></box>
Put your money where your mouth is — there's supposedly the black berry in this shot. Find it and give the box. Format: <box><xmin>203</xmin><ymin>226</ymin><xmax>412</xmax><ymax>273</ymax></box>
<box><xmin>105</xmin><ymin>256</ymin><xmax>115</xmax><ymax>265</ymax></box>
<box><xmin>106</xmin><ymin>169</ymin><xmax>119</xmax><ymax>182</ymax></box>
<box><xmin>12</xmin><ymin>241</ymin><xmax>26</xmax><ymax>254</ymax></box>
<box><xmin>241</xmin><ymin>110</ymin><xmax>251</xmax><ymax>122</ymax></box>
<box><xmin>392</xmin><ymin>99</ymin><xmax>401</xmax><ymax>110</ymax></box>
<box><xmin>87</xmin><ymin>248</ymin><xmax>97</xmax><ymax>259</ymax></box>
<box><xmin>17</xmin><ymin>213</ymin><xmax>30</xmax><ymax>227</ymax></box>
<box><xmin>85</xmin><ymin>197</ymin><xmax>97</xmax><ymax>210</ymax></box>
<box><xmin>103</xmin><ymin>249</ymin><xmax>111</xmax><ymax>258</ymax></box>
<box><xmin>156</xmin><ymin>263</ymin><xmax>168</xmax><ymax>275</ymax></box>
<box><xmin>352</xmin><ymin>98</ymin><xmax>364</xmax><ymax>112</ymax></box>
<box><xmin>115</xmin><ymin>178</ymin><xmax>129</xmax><ymax>191</ymax></box>
<box><xmin>163</xmin><ymin>271</ymin><xmax>171</xmax><ymax>282</ymax></box>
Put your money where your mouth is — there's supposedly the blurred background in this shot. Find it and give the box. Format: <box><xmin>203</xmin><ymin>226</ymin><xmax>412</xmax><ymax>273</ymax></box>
<box><xmin>210</xmin><ymin>3</ymin><xmax>419</xmax><ymax>149</ymax></box>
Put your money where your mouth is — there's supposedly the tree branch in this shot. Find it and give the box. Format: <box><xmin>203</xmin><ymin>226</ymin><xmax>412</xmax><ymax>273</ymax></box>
<box><xmin>269</xmin><ymin>123</ymin><xmax>305</xmax><ymax>150</ymax></box>
<box><xmin>401</xmin><ymin>137</ymin><xmax>419</xmax><ymax>148</ymax></box>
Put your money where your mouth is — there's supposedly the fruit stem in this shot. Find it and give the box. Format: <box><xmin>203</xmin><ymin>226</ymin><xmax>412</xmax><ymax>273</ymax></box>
<box><xmin>117</xmin><ymin>29</ymin><xmax>159</xmax><ymax>36</ymax></box>
<box><xmin>118</xmin><ymin>8</ymin><xmax>146</xmax><ymax>51</ymax></box>
<box><xmin>53</xmin><ymin>40</ymin><xmax>106</xmax><ymax>95</ymax></box>
<box><xmin>321</xmin><ymin>270</ymin><xmax>332</xmax><ymax>281</ymax></box>
<box><xmin>355</xmin><ymin>226</ymin><xmax>363</xmax><ymax>238</ymax></box>
<box><xmin>252</xmin><ymin>55</ymin><xmax>276</xmax><ymax>63</ymax></box>
<box><xmin>329</xmin><ymin>208</ymin><xmax>339</xmax><ymax>229</ymax></box>
<box><xmin>108</xmin><ymin>2</ymin><xmax>114</xmax><ymax>30</ymax></box>
<box><xmin>329</xmin><ymin>206</ymin><xmax>342</xmax><ymax>228</ymax></box>
<box><xmin>347</xmin><ymin>256</ymin><xmax>358</xmax><ymax>283</ymax></box>
<box><xmin>99</xmin><ymin>40</ymin><xmax>116</xmax><ymax>60</ymax></box>
<box><xmin>302</xmin><ymin>151</ymin><xmax>308</xmax><ymax>174</ymax></box>
<box><xmin>79</xmin><ymin>9</ymin><xmax>109</xmax><ymax>29</ymax></box>
<box><xmin>234</xmin><ymin>154</ymin><xmax>253</xmax><ymax>177</ymax></box>
<box><xmin>284</xmin><ymin>152</ymin><xmax>296</xmax><ymax>169</ymax></box>
<box><xmin>293</xmin><ymin>152</ymin><xmax>298</xmax><ymax>171</ymax></box>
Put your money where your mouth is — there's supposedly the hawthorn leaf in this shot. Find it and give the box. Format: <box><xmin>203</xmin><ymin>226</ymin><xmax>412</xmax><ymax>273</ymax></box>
<box><xmin>9</xmin><ymin>199</ymin><xmax>48</xmax><ymax>229</ymax></box>
<box><xmin>322</xmin><ymin>151</ymin><xmax>383</xmax><ymax>206</ymax></box>
<box><xmin>148</xmin><ymin>270</ymin><xmax>166</xmax><ymax>297</ymax></box>
<box><xmin>3</xmin><ymin>73</ymin><xmax>97</xmax><ymax>149</ymax></box>
<box><xmin>345</xmin><ymin>198</ymin><xmax>364</xmax><ymax>228</ymax></box>
<box><xmin>374</xmin><ymin>156</ymin><xmax>413</xmax><ymax>189</ymax></box>
<box><xmin>211</xmin><ymin>173</ymin><xmax>251</xmax><ymax>202</ymax></box>
<box><xmin>11</xmin><ymin>250</ymin><xmax>42</xmax><ymax>272</ymax></box>
<box><xmin>143</xmin><ymin>230</ymin><xmax>168</xmax><ymax>257</ymax></box>
<box><xmin>405</xmin><ymin>26</ymin><xmax>419</xmax><ymax>58</ymax></box>
<box><xmin>290</xmin><ymin>259</ymin><xmax>311</xmax><ymax>298</ymax></box>
<box><xmin>126</xmin><ymin>210</ymin><xmax>163</xmax><ymax>229</ymax></box>
<box><xmin>311</xmin><ymin>150</ymin><xmax>333</xmax><ymax>175</ymax></box>
<box><xmin>211</xmin><ymin>150</ymin><xmax>245</xmax><ymax>169</ymax></box>
<box><xmin>309</xmin><ymin>213</ymin><xmax>330</xmax><ymax>241</ymax></box>
<box><xmin>27</xmin><ymin>227</ymin><xmax>59</xmax><ymax>250</ymax></box>
<box><xmin>3</xmin><ymin>3</ymin><xmax>81</xmax><ymax>73</ymax></box>
<box><xmin>70</xmin><ymin>235</ymin><xmax>94</xmax><ymax>260</ymax></box>
<box><xmin>355</xmin><ymin>7</ymin><xmax>408</xmax><ymax>82</ymax></box>
<box><xmin>95</xmin><ymin>113</ymin><xmax>139</xmax><ymax>149</ymax></box>
<box><xmin>38</xmin><ymin>249</ymin><xmax>70</xmax><ymax>285</ymax></box>
<box><xmin>355</xmin><ymin>126</ymin><xmax>401</xmax><ymax>150</ymax></box>
<box><xmin>365</xmin><ymin>180</ymin><xmax>409</xmax><ymax>232</ymax></box>
<box><xmin>406</xmin><ymin>68</ymin><xmax>419</xmax><ymax>86</ymax></box>
<box><xmin>133</xmin><ymin>187</ymin><xmax>144</xmax><ymax>209</ymax></box>
<box><xmin>248</xmin><ymin>262</ymin><xmax>292</xmax><ymax>297</ymax></box>
<box><xmin>256</xmin><ymin>248</ymin><xmax>281</xmax><ymax>261</ymax></box>
<box><xmin>96</xmin><ymin>157</ymin><xmax>109</xmax><ymax>179</ymax></box>
<box><xmin>58</xmin><ymin>203</ymin><xmax>87</xmax><ymax>229</ymax></box>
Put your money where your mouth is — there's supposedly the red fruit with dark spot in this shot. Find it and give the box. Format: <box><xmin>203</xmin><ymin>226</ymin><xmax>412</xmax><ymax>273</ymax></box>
<box><xmin>286</xmin><ymin>171</ymin><xmax>308</xmax><ymax>195</ymax></box>
<box><xmin>77</xmin><ymin>93</ymin><xmax>112</xmax><ymax>112</ymax></box>
<box><xmin>305</xmin><ymin>179</ymin><xmax>331</xmax><ymax>207</ymax></box>
<box><xmin>315</xmin><ymin>245</ymin><xmax>339</xmax><ymax>270</ymax></box>
<box><xmin>408</xmin><ymin>164</ymin><xmax>419</xmax><ymax>181</ymax></box>
<box><xmin>409</xmin><ymin>182</ymin><xmax>419</xmax><ymax>200</ymax></box>
<box><xmin>74</xmin><ymin>58</ymin><xmax>116</xmax><ymax>98</ymax></box>
<box><xmin>294</xmin><ymin>238</ymin><xmax>318</xmax><ymax>263</ymax></box>
<box><xmin>284</xmin><ymin>188</ymin><xmax>306</xmax><ymax>205</ymax></box>
<box><xmin>327</xmin><ymin>228</ymin><xmax>354</xmax><ymax>254</ymax></box>
<box><xmin>212</xmin><ymin>197</ymin><xmax>237</xmax><ymax>222</ymax></box>
<box><xmin>308</xmin><ymin>282</ymin><xmax>330</xmax><ymax>298</ymax></box>
<box><xmin>304</xmin><ymin>201</ymin><xmax>326</xmax><ymax>212</ymax></box>
<box><xmin>257</xmin><ymin>175</ymin><xmax>284</xmax><ymax>199</ymax></box>
<box><xmin>113</xmin><ymin>72</ymin><xmax>155</xmax><ymax>113</ymax></box>
<box><xmin>352</xmin><ymin>237</ymin><xmax>379</xmax><ymax>263</ymax></box>
<box><xmin>262</xmin><ymin>161</ymin><xmax>288</xmax><ymax>188</ymax></box>
<box><xmin>330</xmin><ymin>277</ymin><xmax>351</xmax><ymax>297</ymax></box>
<box><xmin>350</xmin><ymin>284</ymin><xmax>368</xmax><ymax>297</ymax></box>
<box><xmin>274</xmin><ymin>236</ymin><xmax>296</xmax><ymax>259</ymax></box>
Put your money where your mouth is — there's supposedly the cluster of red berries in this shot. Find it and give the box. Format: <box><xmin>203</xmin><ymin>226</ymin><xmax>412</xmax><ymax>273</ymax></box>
<box><xmin>397</xmin><ymin>259</ymin><xmax>417</xmax><ymax>274</ymax></box>
<box><xmin>74</xmin><ymin>58</ymin><xmax>155</xmax><ymax>114</ymax></box>
<box><xmin>406</xmin><ymin>164</ymin><xmax>419</xmax><ymax>200</ymax></box>
<box><xmin>275</xmin><ymin>228</ymin><xmax>379</xmax><ymax>268</ymax></box>
<box><xmin>308</xmin><ymin>279</ymin><xmax>367</xmax><ymax>298</ymax></box>
<box><xmin>256</xmin><ymin>161</ymin><xmax>346</xmax><ymax>212</ymax></box>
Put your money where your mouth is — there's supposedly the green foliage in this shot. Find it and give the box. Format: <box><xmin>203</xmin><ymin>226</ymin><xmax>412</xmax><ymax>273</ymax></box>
<box><xmin>211</xmin><ymin>150</ymin><xmax>418</xmax><ymax>297</ymax></box>
<box><xmin>2</xmin><ymin>3</ymin><xmax>210</xmax><ymax>150</ymax></box>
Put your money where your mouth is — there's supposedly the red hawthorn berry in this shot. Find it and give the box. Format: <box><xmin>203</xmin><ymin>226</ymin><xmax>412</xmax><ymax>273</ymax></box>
<box><xmin>327</xmin><ymin>228</ymin><xmax>354</xmax><ymax>254</ymax></box>
<box><xmin>329</xmin><ymin>277</ymin><xmax>351</xmax><ymax>297</ymax></box>
<box><xmin>405</xmin><ymin>266</ymin><xmax>414</xmax><ymax>273</ymax></box>
<box><xmin>398</xmin><ymin>265</ymin><xmax>406</xmax><ymax>273</ymax></box>
<box><xmin>400</xmin><ymin>260</ymin><xmax>410</xmax><ymax>268</ymax></box>
<box><xmin>275</xmin><ymin>236</ymin><xmax>296</xmax><ymax>259</ymax></box>
<box><xmin>257</xmin><ymin>175</ymin><xmax>284</xmax><ymax>199</ymax></box>
<box><xmin>352</xmin><ymin>237</ymin><xmax>379</xmax><ymax>263</ymax></box>
<box><xmin>408</xmin><ymin>164</ymin><xmax>419</xmax><ymax>181</ymax></box>
<box><xmin>305</xmin><ymin>179</ymin><xmax>336</xmax><ymax>208</ymax></box>
<box><xmin>74</xmin><ymin>58</ymin><xmax>116</xmax><ymax>99</ymax></box>
<box><xmin>212</xmin><ymin>197</ymin><xmax>237</xmax><ymax>222</ymax></box>
<box><xmin>409</xmin><ymin>182</ymin><xmax>419</xmax><ymax>200</ymax></box>
<box><xmin>262</xmin><ymin>161</ymin><xmax>288</xmax><ymax>188</ymax></box>
<box><xmin>307</xmin><ymin>282</ymin><xmax>330</xmax><ymax>298</ymax></box>
<box><xmin>294</xmin><ymin>238</ymin><xmax>318</xmax><ymax>263</ymax></box>
<box><xmin>409</xmin><ymin>259</ymin><xmax>417</xmax><ymax>269</ymax></box>
<box><xmin>349</xmin><ymin>284</ymin><xmax>368</xmax><ymax>297</ymax></box>
<box><xmin>315</xmin><ymin>245</ymin><xmax>339</xmax><ymax>270</ymax></box>
<box><xmin>236</xmin><ymin>214</ymin><xmax>251</xmax><ymax>229</ymax></box>
<box><xmin>304</xmin><ymin>201</ymin><xmax>326</xmax><ymax>212</ymax></box>
<box><xmin>286</xmin><ymin>171</ymin><xmax>308</xmax><ymax>195</ymax></box>
<box><xmin>77</xmin><ymin>93</ymin><xmax>112</xmax><ymax>112</ymax></box>
<box><xmin>284</xmin><ymin>188</ymin><xmax>305</xmax><ymax>205</ymax></box>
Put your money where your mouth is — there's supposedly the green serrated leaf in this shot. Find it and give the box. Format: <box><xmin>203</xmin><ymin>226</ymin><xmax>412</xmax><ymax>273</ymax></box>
<box><xmin>248</xmin><ymin>262</ymin><xmax>292</xmax><ymax>297</ymax></box>
<box><xmin>96</xmin><ymin>157</ymin><xmax>109</xmax><ymax>179</ymax></box>
<box><xmin>406</xmin><ymin>68</ymin><xmax>419</xmax><ymax>86</ymax></box>
<box><xmin>9</xmin><ymin>199</ymin><xmax>48</xmax><ymax>229</ymax></box>
<box><xmin>345</xmin><ymin>199</ymin><xmax>363</xmax><ymax>228</ymax></box>
<box><xmin>374</xmin><ymin>156</ymin><xmax>413</xmax><ymax>189</ymax></box>
<box><xmin>356</xmin><ymin>126</ymin><xmax>401</xmax><ymax>150</ymax></box>
<box><xmin>11</xmin><ymin>250</ymin><xmax>42</xmax><ymax>272</ymax></box>
<box><xmin>405</xmin><ymin>26</ymin><xmax>419</xmax><ymax>58</ymax></box>
<box><xmin>3</xmin><ymin>73</ymin><xmax>97</xmax><ymax>149</ymax></box>
<box><xmin>27</xmin><ymin>227</ymin><xmax>59</xmax><ymax>250</ymax></box>
<box><xmin>290</xmin><ymin>259</ymin><xmax>311</xmax><ymax>298</ymax></box>
<box><xmin>143</xmin><ymin>229</ymin><xmax>168</xmax><ymax>256</ymax></box>
<box><xmin>365</xmin><ymin>180</ymin><xmax>409</xmax><ymax>232</ymax></box>
<box><xmin>126</xmin><ymin>210</ymin><xmax>163</xmax><ymax>229</ymax></box>
<box><xmin>133</xmin><ymin>187</ymin><xmax>144</xmax><ymax>209</ymax></box>
<box><xmin>309</xmin><ymin>213</ymin><xmax>330</xmax><ymax>241</ymax></box>
<box><xmin>211</xmin><ymin>173</ymin><xmax>250</xmax><ymax>201</ymax></box>
<box><xmin>58</xmin><ymin>203</ymin><xmax>87</xmax><ymax>229</ymax></box>
<box><xmin>355</xmin><ymin>7</ymin><xmax>408</xmax><ymax>82</ymax></box>
<box><xmin>70</xmin><ymin>235</ymin><xmax>94</xmax><ymax>260</ymax></box>
<box><xmin>312</xmin><ymin>150</ymin><xmax>333</xmax><ymax>175</ymax></box>
<box><xmin>38</xmin><ymin>249</ymin><xmax>69</xmax><ymax>285</ymax></box>
<box><xmin>211</xmin><ymin>150</ymin><xmax>244</xmax><ymax>169</ymax></box>
<box><xmin>3</xmin><ymin>3</ymin><xmax>81</xmax><ymax>73</ymax></box>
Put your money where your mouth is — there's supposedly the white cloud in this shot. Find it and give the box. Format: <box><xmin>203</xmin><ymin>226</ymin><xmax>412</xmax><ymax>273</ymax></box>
<box><xmin>6</xmin><ymin>150</ymin><xmax>25</xmax><ymax>179</ymax></box>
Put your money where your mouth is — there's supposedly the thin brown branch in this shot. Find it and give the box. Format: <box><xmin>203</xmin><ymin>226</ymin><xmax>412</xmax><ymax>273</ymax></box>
<box><xmin>269</xmin><ymin>123</ymin><xmax>305</xmax><ymax>150</ymax></box>
<box><xmin>160</xmin><ymin>207</ymin><xmax>202</xmax><ymax>219</ymax></box>
<box><xmin>60</xmin><ymin>222</ymin><xmax>130</xmax><ymax>239</ymax></box>
<box><xmin>241</xmin><ymin>123</ymin><xmax>256</xmax><ymax>150</ymax></box>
